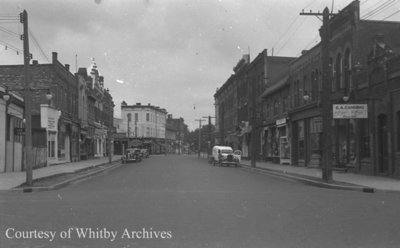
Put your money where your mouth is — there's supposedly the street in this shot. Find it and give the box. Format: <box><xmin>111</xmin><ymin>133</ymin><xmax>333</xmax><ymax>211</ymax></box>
<box><xmin>1</xmin><ymin>155</ymin><xmax>400</xmax><ymax>248</ymax></box>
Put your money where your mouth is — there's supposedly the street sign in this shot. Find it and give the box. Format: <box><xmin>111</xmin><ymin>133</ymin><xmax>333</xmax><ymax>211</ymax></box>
<box><xmin>333</xmin><ymin>104</ymin><xmax>368</xmax><ymax>119</ymax></box>
<box><xmin>14</xmin><ymin>127</ymin><xmax>25</xmax><ymax>135</ymax></box>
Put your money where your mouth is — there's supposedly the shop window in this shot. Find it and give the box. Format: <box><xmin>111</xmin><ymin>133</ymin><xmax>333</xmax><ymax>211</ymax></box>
<box><xmin>360</xmin><ymin>119</ymin><xmax>370</xmax><ymax>157</ymax></box>
<box><xmin>48</xmin><ymin>131</ymin><xmax>57</xmax><ymax>158</ymax></box>
<box><xmin>298</xmin><ymin>120</ymin><xmax>305</xmax><ymax>160</ymax></box>
<box><xmin>13</xmin><ymin>117</ymin><xmax>23</xmax><ymax>143</ymax></box>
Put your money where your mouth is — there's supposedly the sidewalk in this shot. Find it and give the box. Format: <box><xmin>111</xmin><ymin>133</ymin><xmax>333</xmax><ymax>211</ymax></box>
<box><xmin>240</xmin><ymin>160</ymin><xmax>400</xmax><ymax>193</ymax></box>
<box><xmin>0</xmin><ymin>156</ymin><xmax>121</xmax><ymax>190</ymax></box>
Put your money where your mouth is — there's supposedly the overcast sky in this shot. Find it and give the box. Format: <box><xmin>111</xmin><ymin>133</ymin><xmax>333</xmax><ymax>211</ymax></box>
<box><xmin>1</xmin><ymin>0</ymin><xmax>399</xmax><ymax>130</ymax></box>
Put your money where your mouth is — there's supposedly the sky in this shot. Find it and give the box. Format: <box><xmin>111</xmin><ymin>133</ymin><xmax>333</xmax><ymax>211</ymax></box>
<box><xmin>1</xmin><ymin>0</ymin><xmax>400</xmax><ymax>130</ymax></box>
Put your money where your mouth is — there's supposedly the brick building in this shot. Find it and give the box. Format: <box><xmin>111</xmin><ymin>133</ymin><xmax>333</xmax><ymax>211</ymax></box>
<box><xmin>76</xmin><ymin>59</ymin><xmax>114</xmax><ymax>160</ymax></box>
<box><xmin>0</xmin><ymin>52</ymin><xmax>80</xmax><ymax>167</ymax></box>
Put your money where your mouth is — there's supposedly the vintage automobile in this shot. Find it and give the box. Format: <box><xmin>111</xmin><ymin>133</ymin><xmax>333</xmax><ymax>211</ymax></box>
<box><xmin>140</xmin><ymin>148</ymin><xmax>150</xmax><ymax>158</ymax></box>
<box><xmin>211</xmin><ymin>146</ymin><xmax>241</xmax><ymax>167</ymax></box>
<box><xmin>121</xmin><ymin>148</ymin><xmax>142</xmax><ymax>163</ymax></box>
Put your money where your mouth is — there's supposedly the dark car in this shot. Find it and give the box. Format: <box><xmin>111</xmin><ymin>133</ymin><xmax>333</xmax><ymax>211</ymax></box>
<box><xmin>121</xmin><ymin>148</ymin><xmax>142</xmax><ymax>163</ymax></box>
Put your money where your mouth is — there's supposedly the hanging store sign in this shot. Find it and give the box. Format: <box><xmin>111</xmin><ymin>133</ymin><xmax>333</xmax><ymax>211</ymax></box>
<box><xmin>333</xmin><ymin>104</ymin><xmax>368</xmax><ymax>119</ymax></box>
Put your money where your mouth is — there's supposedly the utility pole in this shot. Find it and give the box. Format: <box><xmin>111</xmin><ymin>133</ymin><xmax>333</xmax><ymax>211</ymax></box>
<box><xmin>300</xmin><ymin>7</ymin><xmax>334</xmax><ymax>182</ymax></box>
<box><xmin>21</xmin><ymin>10</ymin><xmax>33</xmax><ymax>186</ymax></box>
<box><xmin>202</xmin><ymin>115</ymin><xmax>215</xmax><ymax>158</ymax></box>
<box><xmin>195</xmin><ymin>119</ymin><xmax>206</xmax><ymax>158</ymax></box>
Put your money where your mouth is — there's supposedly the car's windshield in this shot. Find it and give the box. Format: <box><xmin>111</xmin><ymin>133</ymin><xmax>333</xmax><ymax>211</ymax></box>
<box><xmin>221</xmin><ymin>150</ymin><xmax>233</xmax><ymax>154</ymax></box>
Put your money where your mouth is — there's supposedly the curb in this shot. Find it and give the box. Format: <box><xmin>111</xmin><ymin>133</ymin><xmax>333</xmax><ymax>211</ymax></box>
<box><xmin>13</xmin><ymin>159</ymin><xmax>123</xmax><ymax>193</ymax></box>
<box><xmin>239</xmin><ymin>164</ymin><xmax>375</xmax><ymax>193</ymax></box>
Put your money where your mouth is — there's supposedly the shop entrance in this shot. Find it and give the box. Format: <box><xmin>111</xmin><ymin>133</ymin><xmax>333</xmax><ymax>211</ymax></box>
<box><xmin>377</xmin><ymin>114</ymin><xmax>389</xmax><ymax>174</ymax></box>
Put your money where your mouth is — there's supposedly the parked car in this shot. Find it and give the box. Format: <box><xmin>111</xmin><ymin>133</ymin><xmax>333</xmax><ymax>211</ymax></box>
<box><xmin>140</xmin><ymin>148</ymin><xmax>149</xmax><ymax>158</ymax></box>
<box><xmin>211</xmin><ymin>146</ymin><xmax>241</xmax><ymax>167</ymax></box>
<box><xmin>121</xmin><ymin>148</ymin><xmax>142</xmax><ymax>163</ymax></box>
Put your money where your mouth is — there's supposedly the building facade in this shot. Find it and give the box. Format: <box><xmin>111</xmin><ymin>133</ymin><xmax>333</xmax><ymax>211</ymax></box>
<box><xmin>119</xmin><ymin>102</ymin><xmax>167</xmax><ymax>154</ymax></box>
<box><xmin>165</xmin><ymin>115</ymin><xmax>187</xmax><ymax>154</ymax></box>
<box><xmin>0</xmin><ymin>52</ymin><xmax>80</xmax><ymax>168</ymax></box>
<box><xmin>0</xmin><ymin>87</ymin><xmax>24</xmax><ymax>172</ymax></box>
<box><xmin>76</xmin><ymin>59</ymin><xmax>114</xmax><ymax>160</ymax></box>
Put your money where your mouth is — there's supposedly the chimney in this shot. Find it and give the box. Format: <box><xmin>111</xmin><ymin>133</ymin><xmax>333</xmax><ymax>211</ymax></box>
<box><xmin>32</xmin><ymin>60</ymin><xmax>38</xmax><ymax>65</ymax></box>
<box><xmin>52</xmin><ymin>52</ymin><xmax>58</xmax><ymax>63</ymax></box>
<box><xmin>136</xmin><ymin>102</ymin><xmax>141</xmax><ymax>106</ymax></box>
<box><xmin>65</xmin><ymin>64</ymin><xmax>70</xmax><ymax>71</ymax></box>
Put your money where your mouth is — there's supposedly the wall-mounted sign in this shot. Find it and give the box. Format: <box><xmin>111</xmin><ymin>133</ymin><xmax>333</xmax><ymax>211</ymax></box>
<box><xmin>276</xmin><ymin>118</ymin><xmax>287</xmax><ymax>126</ymax></box>
<box><xmin>333</xmin><ymin>104</ymin><xmax>368</xmax><ymax>119</ymax></box>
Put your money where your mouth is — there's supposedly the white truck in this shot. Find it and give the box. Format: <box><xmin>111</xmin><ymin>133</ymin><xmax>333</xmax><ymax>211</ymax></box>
<box><xmin>211</xmin><ymin>146</ymin><xmax>241</xmax><ymax>167</ymax></box>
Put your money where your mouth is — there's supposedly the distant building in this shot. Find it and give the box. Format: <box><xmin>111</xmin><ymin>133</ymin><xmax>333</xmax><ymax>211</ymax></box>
<box><xmin>165</xmin><ymin>115</ymin><xmax>187</xmax><ymax>154</ymax></box>
<box><xmin>117</xmin><ymin>102</ymin><xmax>167</xmax><ymax>154</ymax></box>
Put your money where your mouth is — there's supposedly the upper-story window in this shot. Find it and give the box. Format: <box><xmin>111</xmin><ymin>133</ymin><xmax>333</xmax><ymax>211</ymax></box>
<box><xmin>344</xmin><ymin>48</ymin><xmax>352</xmax><ymax>92</ymax></box>
<box><xmin>336</xmin><ymin>53</ymin><xmax>343</xmax><ymax>90</ymax></box>
<box><xmin>273</xmin><ymin>100</ymin><xmax>279</xmax><ymax>116</ymax></box>
<box><xmin>135</xmin><ymin>113</ymin><xmax>138</xmax><ymax>122</ymax></box>
<box><xmin>330</xmin><ymin>57</ymin><xmax>336</xmax><ymax>92</ymax></box>
<box><xmin>146</xmin><ymin>113</ymin><xmax>150</xmax><ymax>122</ymax></box>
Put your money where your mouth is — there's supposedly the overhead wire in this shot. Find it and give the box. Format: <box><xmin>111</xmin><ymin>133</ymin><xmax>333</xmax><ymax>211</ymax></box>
<box><xmin>362</xmin><ymin>0</ymin><xmax>397</xmax><ymax>19</ymax></box>
<box><xmin>271</xmin><ymin>0</ymin><xmax>319</xmax><ymax>55</ymax></box>
<box><xmin>382</xmin><ymin>9</ymin><xmax>400</xmax><ymax>20</ymax></box>
<box><xmin>29</xmin><ymin>28</ymin><xmax>50</xmax><ymax>62</ymax></box>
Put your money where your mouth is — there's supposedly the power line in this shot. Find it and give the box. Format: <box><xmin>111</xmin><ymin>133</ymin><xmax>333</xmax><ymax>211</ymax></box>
<box><xmin>0</xmin><ymin>39</ymin><xmax>23</xmax><ymax>55</ymax></box>
<box><xmin>362</xmin><ymin>0</ymin><xmax>397</xmax><ymax>19</ymax></box>
<box><xmin>28</xmin><ymin>28</ymin><xmax>50</xmax><ymax>62</ymax></box>
<box><xmin>0</xmin><ymin>26</ymin><xmax>19</xmax><ymax>37</ymax></box>
<box><xmin>363</xmin><ymin>0</ymin><xmax>396</xmax><ymax>19</ymax></box>
<box><xmin>271</xmin><ymin>0</ymin><xmax>319</xmax><ymax>55</ymax></box>
<box><xmin>382</xmin><ymin>9</ymin><xmax>400</xmax><ymax>20</ymax></box>
<box><xmin>275</xmin><ymin>17</ymin><xmax>307</xmax><ymax>55</ymax></box>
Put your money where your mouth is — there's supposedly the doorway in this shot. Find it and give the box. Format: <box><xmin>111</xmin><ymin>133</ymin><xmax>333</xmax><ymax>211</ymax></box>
<box><xmin>377</xmin><ymin>114</ymin><xmax>388</xmax><ymax>174</ymax></box>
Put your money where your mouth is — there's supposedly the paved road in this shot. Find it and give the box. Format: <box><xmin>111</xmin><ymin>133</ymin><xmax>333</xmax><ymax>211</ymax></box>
<box><xmin>1</xmin><ymin>155</ymin><xmax>400</xmax><ymax>248</ymax></box>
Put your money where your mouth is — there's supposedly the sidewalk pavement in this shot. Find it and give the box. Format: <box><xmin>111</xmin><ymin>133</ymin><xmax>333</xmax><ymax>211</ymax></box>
<box><xmin>0</xmin><ymin>156</ymin><xmax>121</xmax><ymax>190</ymax></box>
<box><xmin>240</xmin><ymin>160</ymin><xmax>400</xmax><ymax>193</ymax></box>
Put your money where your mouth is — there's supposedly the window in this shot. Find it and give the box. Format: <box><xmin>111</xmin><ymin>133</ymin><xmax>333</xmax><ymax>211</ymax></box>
<box><xmin>273</xmin><ymin>100</ymin><xmax>279</xmax><ymax>116</ymax></box>
<box><xmin>48</xmin><ymin>131</ymin><xmax>57</xmax><ymax>158</ymax></box>
<box><xmin>336</xmin><ymin>53</ymin><xmax>343</xmax><ymax>90</ymax></box>
<box><xmin>146</xmin><ymin>113</ymin><xmax>150</xmax><ymax>122</ymax></box>
<box><xmin>344</xmin><ymin>48</ymin><xmax>352</xmax><ymax>92</ymax></box>
<box><xmin>330</xmin><ymin>57</ymin><xmax>335</xmax><ymax>92</ymax></box>
<box><xmin>135</xmin><ymin>113</ymin><xmax>138</xmax><ymax>122</ymax></box>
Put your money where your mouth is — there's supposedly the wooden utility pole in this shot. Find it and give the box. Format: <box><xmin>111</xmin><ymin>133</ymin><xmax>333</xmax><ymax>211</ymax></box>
<box><xmin>300</xmin><ymin>7</ymin><xmax>334</xmax><ymax>182</ymax></box>
<box><xmin>21</xmin><ymin>10</ymin><xmax>33</xmax><ymax>186</ymax></box>
<box><xmin>195</xmin><ymin>119</ymin><xmax>206</xmax><ymax>158</ymax></box>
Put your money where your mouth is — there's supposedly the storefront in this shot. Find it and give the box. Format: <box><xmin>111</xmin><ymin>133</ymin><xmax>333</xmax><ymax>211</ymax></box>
<box><xmin>40</xmin><ymin>104</ymin><xmax>61</xmax><ymax>166</ymax></box>
<box><xmin>276</xmin><ymin>118</ymin><xmax>290</xmax><ymax>165</ymax></box>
